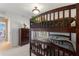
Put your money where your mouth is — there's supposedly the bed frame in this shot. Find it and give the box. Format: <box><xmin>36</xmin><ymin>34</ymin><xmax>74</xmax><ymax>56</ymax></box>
<box><xmin>30</xmin><ymin>3</ymin><xmax>79</xmax><ymax>56</ymax></box>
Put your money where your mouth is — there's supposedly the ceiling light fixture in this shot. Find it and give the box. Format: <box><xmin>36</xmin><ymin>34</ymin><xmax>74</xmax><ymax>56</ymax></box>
<box><xmin>32</xmin><ymin>7</ymin><xmax>40</xmax><ymax>15</ymax></box>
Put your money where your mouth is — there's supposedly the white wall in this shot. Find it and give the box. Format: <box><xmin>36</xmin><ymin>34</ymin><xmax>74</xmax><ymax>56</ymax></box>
<box><xmin>0</xmin><ymin>12</ymin><xmax>30</xmax><ymax>47</ymax></box>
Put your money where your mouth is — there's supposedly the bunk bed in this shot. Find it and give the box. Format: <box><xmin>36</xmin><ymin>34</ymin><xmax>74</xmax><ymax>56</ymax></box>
<box><xmin>30</xmin><ymin>3</ymin><xmax>79</xmax><ymax>56</ymax></box>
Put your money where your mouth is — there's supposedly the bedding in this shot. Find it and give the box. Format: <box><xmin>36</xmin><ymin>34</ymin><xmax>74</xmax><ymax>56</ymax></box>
<box><xmin>0</xmin><ymin>44</ymin><xmax>30</xmax><ymax>56</ymax></box>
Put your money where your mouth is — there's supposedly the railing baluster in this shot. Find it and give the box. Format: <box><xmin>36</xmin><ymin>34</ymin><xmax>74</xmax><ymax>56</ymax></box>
<box><xmin>69</xmin><ymin>9</ymin><xmax>71</xmax><ymax>18</ymax></box>
<box><xmin>63</xmin><ymin>10</ymin><xmax>65</xmax><ymax>18</ymax></box>
<box><xmin>41</xmin><ymin>43</ymin><xmax>42</xmax><ymax>55</ymax></box>
<box><xmin>50</xmin><ymin>13</ymin><xmax>51</xmax><ymax>21</ymax></box>
<box><xmin>54</xmin><ymin>48</ymin><xmax>55</xmax><ymax>56</ymax></box>
<box><xmin>43</xmin><ymin>44</ymin><xmax>45</xmax><ymax>55</ymax></box>
<box><xmin>58</xmin><ymin>49</ymin><xmax>60</xmax><ymax>56</ymax></box>
<box><xmin>53</xmin><ymin>12</ymin><xmax>55</xmax><ymax>20</ymax></box>
<box><xmin>63</xmin><ymin>51</ymin><xmax>65</xmax><ymax>56</ymax></box>
<box><xmin>58</xmin><ymin>11</ymin><xmax>59</xmax><ymax>20</ymax></box>
<box><xmin>40</xmin><ymin>16</ymin><xmax>42</xmax><ymax>28</ymax></box>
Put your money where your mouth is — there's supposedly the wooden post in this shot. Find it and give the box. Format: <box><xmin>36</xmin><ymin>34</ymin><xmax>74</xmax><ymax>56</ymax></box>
<box><xmin>76</xmin><ymin>3</ymin><xmax>79</xmax><ymax>55</ymax></box>
<box><xmin>29</xmin><ymin>19</ymin><xmax>31</xmax><ymax>56</ymax></box>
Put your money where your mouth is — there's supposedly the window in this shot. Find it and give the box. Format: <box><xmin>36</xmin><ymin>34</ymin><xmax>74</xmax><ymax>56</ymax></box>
<box><xmin>0</xmin><ymin>17</ymin><xmax>8</xmax><ymax>42</ymax></box>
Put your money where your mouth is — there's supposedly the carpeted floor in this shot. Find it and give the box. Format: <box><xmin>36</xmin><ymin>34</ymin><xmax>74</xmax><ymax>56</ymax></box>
<box><xmin>0</xmin><ymin>44</ymin><xmax>30</xmax><ymax>56</ymax></box>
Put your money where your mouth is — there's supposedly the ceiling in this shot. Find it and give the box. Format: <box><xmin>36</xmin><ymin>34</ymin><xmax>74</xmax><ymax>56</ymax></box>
<box><xmin>0</xmin><ymin>3</ymin><xmax>74</xmax><ymax>18</ymax></box>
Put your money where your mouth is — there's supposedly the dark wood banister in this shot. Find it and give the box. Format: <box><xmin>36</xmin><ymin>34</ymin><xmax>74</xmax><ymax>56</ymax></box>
<box><xmin>30</xmin><ymin>3</ymin><xmax>79</xmax><ymax>56</ymax></box>
<box><xmin>31</xmin><ymin>40</ymin><xmax>76</xmax><ymax>56</ymax></box>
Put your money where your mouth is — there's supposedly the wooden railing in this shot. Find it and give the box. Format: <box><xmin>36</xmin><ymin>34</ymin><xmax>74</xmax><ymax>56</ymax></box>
<box><xmin>31</xmin><ymin>40</ymin><xmax>76</xmax><ymax>56</ymax></box>
<box><xmin>30</xmin><ymin>4</ymin><xmax>77</xmax><ymax>32</ymax></box>
<box><xmin>30</xmin><ymin>3</ymin><xmax>79</xmax><ymax>56</ymax></box>
<box><xmin>30</xmin><ymin>17</ymin><xmax>75</xmax><ymax>32</ymax></box>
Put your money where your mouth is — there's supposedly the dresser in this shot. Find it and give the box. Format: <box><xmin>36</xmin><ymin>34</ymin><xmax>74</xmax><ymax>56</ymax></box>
<box><xmin>19</xmin><ymin>28</ymin><xmax>29</xmax><ymax>46</ymax></box>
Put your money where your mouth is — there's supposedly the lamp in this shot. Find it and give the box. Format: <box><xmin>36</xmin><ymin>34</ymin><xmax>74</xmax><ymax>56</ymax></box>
<box><xmin>32</xmin><ymin>7</ymin><xmax>40</xmax><ymax>15</ymax></box>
